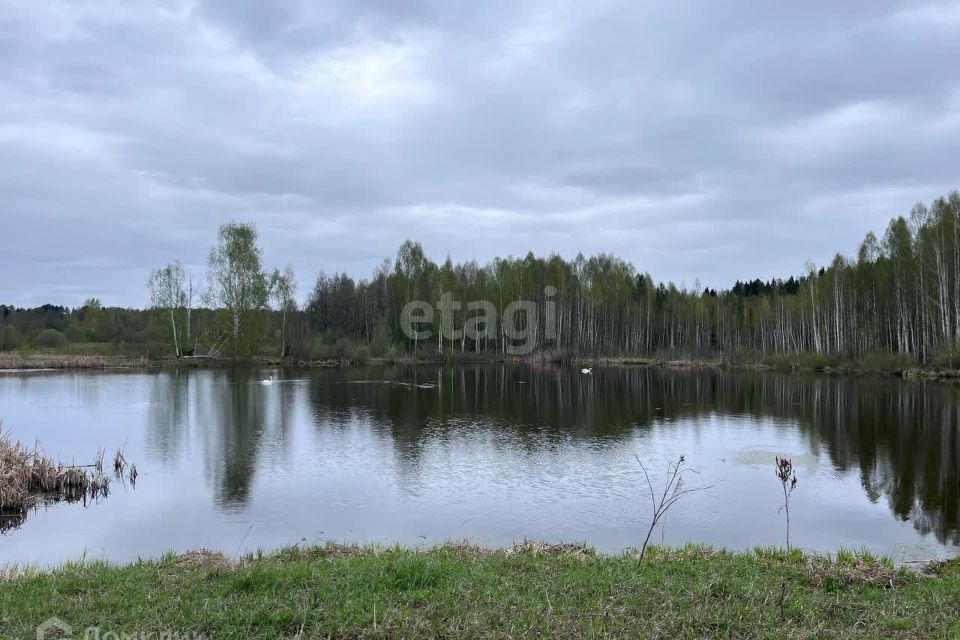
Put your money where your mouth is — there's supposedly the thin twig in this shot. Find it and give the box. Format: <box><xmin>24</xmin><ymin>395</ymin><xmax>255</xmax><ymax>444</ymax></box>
<box><xmin>635</xmin><ymin>454</ymin><xmax>711</xmax><ymax>563</ymax></box>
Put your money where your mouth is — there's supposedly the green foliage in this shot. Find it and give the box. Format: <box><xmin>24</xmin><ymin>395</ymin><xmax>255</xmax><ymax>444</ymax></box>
<box><xmin>368</xmin><ymin>320</ymin><xmax>397</xmax><ymax>358</ymax></box>
<box><xmin>303</xmin><ymin>189</ymin><xmax>960</xmax><ymax>361</ymax></box>
<box><xmin>301</xmin><ymin>337</ymin><xmax>370</xmax><ymax>363</ymax></box>
<box><xmin>207</xmin><ymin>222</ymin><xmax>275</xmax><ymax>358</ymax></box>
<box><xmin>9</xmin><ymin>189</ymin><xmax>960</xmax><ymax>366</ymax></box>
<box><xmin>855</xmin><ymin>352</ymin><xmax>918</xmax><ymax>372</ymax></box>
<box><xmin>34</xmin><ymin>328</ymin><xmax>68</xmax><ymax>349</ymax></box>
<box><xmin>0</xmin><ymin>324</ymin><xmax>22</xmax><ymax>351</ymax></box>
<box><xmin>762</xmin><ymin>352</ymin><xmax>834</xmax><ymax>370</ymax></box>
<box><xmin>272</xmin><ymin>265</ymin><xmax>296</xmax><ymax>358</ymax></box>
<box><xmin>0</xmin><ymin>545</ymin><xmax>957</xmax><ymax>639</ymax></box>
<box><xmin>929</xmin><ymin>348</ymin><xmax>960</xmax><ymax>370</ymax></box>
<box><xmin>147</xmin><ymin>261</ymin><xmax>189</xmax><ymax>356</ymax></box>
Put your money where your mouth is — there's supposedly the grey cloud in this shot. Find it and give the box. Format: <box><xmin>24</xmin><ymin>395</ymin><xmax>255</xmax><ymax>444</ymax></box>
<box><xmin>562</xmin><ymin>164</ymin><xmax>699</xmax><ymax>196</ymax></box>
<box><xmin>1</xmin><ymin>0</ymin><xmax>959</xmax><ymax>307</ymax></box>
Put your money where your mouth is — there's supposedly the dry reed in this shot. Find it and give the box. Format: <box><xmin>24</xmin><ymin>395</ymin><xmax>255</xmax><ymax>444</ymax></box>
<box><xmin>0</xmin><ymin>428</ymin><xmax>128</xmax><ymax>529</ymax></box>
<box><xmin>0</xmin><ymin>354</ymin><xmax>150</xmax><ymax>370</ymax></box>
<box><xmin>0</xmin><ymin>354</ymin><xmax>109</xmax><ymax>369</ymax></box>
<box><xmin>113</xmin><ymin>447</ymin><xmax>127</xmax><ymax>476</ymax></box>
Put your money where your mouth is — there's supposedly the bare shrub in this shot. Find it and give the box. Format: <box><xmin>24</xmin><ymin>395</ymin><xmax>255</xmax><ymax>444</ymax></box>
<box><xmin>635</xmin><ymin>455</ymin><xmax>710</xmax><ymax>563</ymax></box>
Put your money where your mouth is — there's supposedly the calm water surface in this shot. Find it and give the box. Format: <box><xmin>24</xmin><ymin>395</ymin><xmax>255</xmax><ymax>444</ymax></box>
<box><xmin>1</xmin><ymin>365</ymin><xmax>958</xmax><ymax>566</ymax></box>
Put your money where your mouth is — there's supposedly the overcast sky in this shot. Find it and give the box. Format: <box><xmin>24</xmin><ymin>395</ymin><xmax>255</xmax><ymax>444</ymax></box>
<box><xmin>2</xmin><ymin>0</ymin><xmax>959</xmax><ymax>307</ymax></box>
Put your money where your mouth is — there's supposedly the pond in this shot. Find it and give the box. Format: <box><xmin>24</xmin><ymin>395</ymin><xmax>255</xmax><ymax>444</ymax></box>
<box><xmin>1</xmin><ymin>365</ymin><xmax>958</xmax><ymax>566</ymax></box>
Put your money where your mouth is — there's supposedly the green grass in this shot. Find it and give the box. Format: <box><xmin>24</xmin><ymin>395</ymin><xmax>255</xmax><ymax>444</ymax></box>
<box><xmin>2</xmin><ymin>543</ymin><xmax>959</xmax><ymax>639</ymax></box>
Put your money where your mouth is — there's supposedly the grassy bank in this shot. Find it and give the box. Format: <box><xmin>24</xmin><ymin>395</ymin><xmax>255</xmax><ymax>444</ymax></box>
<box><xmin>0</xmin><ymin>351</ymin><xmax>358</xmax><ymax>371</ymax></box>
<box><xmin>586</xmin><ymin>352</ymin><xmax>960</xmax><ymax>380</ymax></box>
<box><xmin>1</xmin><ymin>353</ymin><xmax>116</xmax><ymax>370</ymax></box>
<box><xmin>0</xmin><ymin>353</ymin><xmax>289</xmax><ymax>371</ymax></box>
<box><xmin>0</xmin><ymin>353</ymin><xmax>155</xmax><ymax>370</ymax></box>
<box><xmin>6</xmin><ymin>348</ymin><xmax>960</xmax><ymax>383</ymax></box>
<box><xmin>3</xmin><ymin>543</ymin><xmax>959</xmax><ymax>639</ymax></box>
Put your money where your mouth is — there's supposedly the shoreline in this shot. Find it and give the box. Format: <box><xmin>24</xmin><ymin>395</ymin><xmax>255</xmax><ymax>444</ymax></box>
<box><xmin>2</xmin><ymin>542</ymin><xmax>958</xmax><ymax>638</ymax></box>
<box><xmin>4</xmin><ymin>351</ymin><xmax>960</xmax><ymax>382</ymax></box>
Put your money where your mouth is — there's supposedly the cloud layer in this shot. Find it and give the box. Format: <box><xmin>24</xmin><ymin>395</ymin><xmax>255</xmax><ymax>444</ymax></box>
<box><xmin>2</xmin><ymin>0</ymin><xmax>959</xmax><ymax>306</ymax></box>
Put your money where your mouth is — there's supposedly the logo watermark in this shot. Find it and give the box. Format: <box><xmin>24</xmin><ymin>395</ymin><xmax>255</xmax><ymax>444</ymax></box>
<box><xmin>36</xmin><ymin>618</ymin><xmax>205</xmax><ymax>640</ymax></box>
<box><xmin>400</xmin><ymin>286</ymin><xmax>558</xmax><ymax>355</ymax></box>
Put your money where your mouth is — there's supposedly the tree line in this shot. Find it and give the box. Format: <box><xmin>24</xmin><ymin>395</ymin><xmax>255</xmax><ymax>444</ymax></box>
<box><xmin>306</xmin><ymin>189</ymin><xmax>960</xmax><ymax>363</ymax></box>
<box><xmin>3</xmin><ymin>190</ymin><xmax>960</xmax><ymax>364</ymax></box>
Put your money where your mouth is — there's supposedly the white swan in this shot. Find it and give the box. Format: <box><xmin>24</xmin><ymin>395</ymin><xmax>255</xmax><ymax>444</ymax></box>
<box><xmin>259</xmin><ymin>374</ymin><xmax>275</xmax><ymax>386</ymax></box>
<box><xmin>580</xmin><ymin>368</ymin><xmax>592</xmax><ymax>374</ymax></box>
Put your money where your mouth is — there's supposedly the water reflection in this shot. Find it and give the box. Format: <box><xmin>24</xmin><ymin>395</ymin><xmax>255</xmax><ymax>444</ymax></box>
<box><xmin>3</xmin><ymin>365</ymin><xmax>958</xmax><ymax>563</ymax></box>
<box><xmin>146</xmin><ymin>370</ymin><xmax>190</xmax><ymax>469</ymax></box>
<box><xmin>297</xmin><ymin>366</ymin><xmax>960</xmax><ymax>545</ymax></box>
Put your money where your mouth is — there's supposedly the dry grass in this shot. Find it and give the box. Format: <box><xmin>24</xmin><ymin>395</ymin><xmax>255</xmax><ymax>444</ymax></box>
<box><xmin>801</xmin><ymin>553</ymin><xmax>905</xmax><ymax>588</ymax></box>
<box><xmin>263</xmin><ymin>540</ymin><xmax>598</xmax><ymax>567</ymax></box>
<box><xmin>0</xmin><ymin>429</ymin><xmax>122</xmax><ymax>528</ymax></box>
<box><xmin>0</xmin><ymin>567</ymin><xmax>19</xmax><ymax>581</ymax></box>
<box><xmin>0</xmin><ymin>353</ymin><xmax>149</xmax><ymax>370</ymax></box>
<box><xmin>923</xmin><ymin>556</ymin><xmax>960</xmax><ymax>576</ymax></box>
<box><xmin>506</xmin><ymin>540</ymin><xmax>596</xmax><ymax>561</ymax></box>
<box><xmin>0</xmin><ymin>354</ymin><xmax>109</xmax><ymax>369</ymax></box>
<box><xmin>113</xmin><ymin>447</ymin><xmax>127</xmax><ymax>475</ymax></box>
<box><xmin>174</xmin><ymin>549</ymin><xmax>233</xmax><ymax>572</ymax></box>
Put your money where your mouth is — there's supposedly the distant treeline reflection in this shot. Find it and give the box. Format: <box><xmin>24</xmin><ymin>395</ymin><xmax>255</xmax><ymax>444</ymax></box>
<box><xmin>146</xmin><ymin>366</ymin><xmax>960</xmax><ymax>545</ymax></box>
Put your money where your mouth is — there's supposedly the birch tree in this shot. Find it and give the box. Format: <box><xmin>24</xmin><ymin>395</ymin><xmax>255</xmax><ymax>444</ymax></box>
<box><xmin>147</xmin><ymin>261</ymin><xmax>187</xmax><ymax>357</ymax></box>
<box><xmin>273</xmin><ymin>265</ymin><xmax>297</xmax><ymax>358</ymax></box>
<box><xmin>206</xmin><ymin>222</ymin><xmax>274</xmax><ymax>357</ymax></box>
<box><xmin>298</xmin><ymin>190</ymin><xmax>960</xmax><ymax>363</ymax></box>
